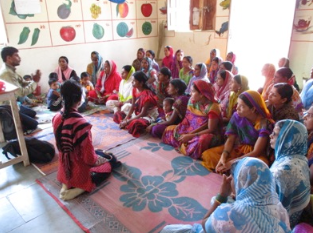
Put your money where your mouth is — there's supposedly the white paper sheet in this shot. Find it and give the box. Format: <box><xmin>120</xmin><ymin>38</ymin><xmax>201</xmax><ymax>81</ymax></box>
<box><xmin>14</xmin><ymin>0</ymin><xmax>41</xmax><ymax>14</ymax></box>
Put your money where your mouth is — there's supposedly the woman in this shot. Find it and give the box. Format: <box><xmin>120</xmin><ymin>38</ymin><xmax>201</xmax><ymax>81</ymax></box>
<box><xmin>226</xmin><ymin>51</ymin><xmax>238</xmax><ymax>75</ymax></box>
<box><xmin>300</xmin><ymin>78</ymin><xmax>313</xmax><ymax>110</ymax></box>
<box><xmin>260</xmin><ymin>63</ymin><xmax>275</xmax><ymax>101</ymax></box>
<box><xmin>155</xmin><ymin>67</ymin><xmax>171</xmax><ymax>110</ymax></box>
<box><xmin>161</xmin><ymin>158</ymin><xmax>291</xmax><ymax>233</ymax></box>
<box><xmin>202</xmin><ymin>90</ymin><xmax>274</xmax><ymax>172</ymax></box>
<box><xmin>147</xmin><ymin>79</ymin><xmax>189</xmax><ymax>138</ymax></box>
<box><xmin>278</xmin><ymin>57</ymin><xmax>300</xmax><ymax>92</ymax></box>
<box><xmin>214</xmin><ymin>70</ymin><xmax>233</xmax><ymax>119</ymax></box>
<box><xmin>179</xmin><ymin>56</ymin><xmax>194</xmax><ymax>86</ymax></box>
<box><xmin>270</xmin><ymin>120</ymin><xmax>310</xmax><ymax>228</ymax></box>
<box><xmin>86</xmin><ymin>51</ymin><xmax>104</xmax><ymax>86</ymax></box>
<box><xmin>106</xmin><ymin>65</ymin><xmax>135</xmax><ymax>114</ymax></box>
<box><xmin>162</xmin><ymin>46</ymin><xmax>174</xmax><ymax>69</ymax></box>
<box><xmin>208</xmin><ymin>57</ymin><xmax>220</xmax><ymax>84</ymax></box>
<box><xmin>267</xmin><ymin>83</ymin><xmax>299</xmax><ymax>122</ymax></box>
<box><xmin>225</xmin><ymin>74</ymin><xmax>249</xmax><ymax>123</ymax></box>
<box><xmin>162</xmin><ymin>80</ymin><xmax>222</xmax><ymax>159</ymax></box>
<box><xmin>273</xmin><ymin>67</ymin><xmax>303</xmax><ymax>113</ymax></box>
<box><xmin>141</xmin><ymin>57</ymin><xmax>157</xmax><ymax>92</ymax></box>
<box><xmin>304</xmin><ymin>105</ymin><xmax>313</xmax><ymax>163</ymax></box>
<box><xmin>88</xmin><ymin>60</ymin><xmax>121</xmax><ymax>104</ymax></box>
<box><xmin>186</xmin><ymin>63</ymin><xmax>209</xmax><ymax>94</ymax></box>
<box><xmin>54</xmin><ymin>56</ymin><xmax>76</xmax><ymax>83</ymax></box>
<box><xmin>132</xmin><ymin>48</ymin><xmax>145</xmax><ymax>71</ymax></box>
<box><xmin>53</xmin><ymin>80</ymin><xmax>120</xmax><ymax>201</ymax></box>
<box><xmin>146</xmin><ymin>49</ymin><xmax>159</xmax><ymax>72</ymax></box>
<box><xmin>205</xmin><ymin>48</ymin><xmax>220</xmax><ymax>73</ymax></box>
<box><xmin>170</xmin><ymin>49</ymin><xmax>183</xmax><ymax>79</ymax></box>
<box><xmin>116</xmin><ymin>71</ymin><xmax>158</xmax><ymax>137</ymax></box>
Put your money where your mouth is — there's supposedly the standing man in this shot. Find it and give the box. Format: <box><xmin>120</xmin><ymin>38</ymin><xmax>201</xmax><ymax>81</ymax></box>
<box><xmin>0</xmin><ymin>46</ymin><xmax>42</xmax><ymax>132</ymax></box>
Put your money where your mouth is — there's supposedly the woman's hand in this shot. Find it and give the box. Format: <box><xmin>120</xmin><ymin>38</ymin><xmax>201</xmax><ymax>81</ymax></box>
<box><xmin>219</xmin><ymin>174</ymin><xmax>233</xmax><ymax>197</ymax></box>
<box><xmin>178</xmin><ymin>134</ymin><xmax>194</xmax><ymax>143</ymax></box>
<box><xmin>146</xmin><ymin>125</ymin><xmax>153</xmax><ymax>133</ymax></box>
<box><xmin>217</xmin><ymin>159</ymin><xmax>236</xmax><ymax>173</ymax></box>
<box><xmin>119</xmin><ymin>120</ymin><xmax>128</xmax><ymax>129</ymax></box>
<box><xmin>215</xmin><ymin>155</ymin><xmax>227</xmax><ymax>173</ymax></box>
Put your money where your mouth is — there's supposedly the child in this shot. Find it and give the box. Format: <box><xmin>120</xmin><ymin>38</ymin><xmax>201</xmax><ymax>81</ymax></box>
<box><xmin>80</xmin><ymin>72</ymin><xmax>94</xmax><ymax>94</ymax></box>
<box><xmin>53</xmin><ymin>79</ymin><xmax>121</xmax><ymax>201</ymax></box>
<box><xmin>70</xmin><ymin>75</ymin><xmax>88</xmax><ymax>113</ymax></box>
<box><xmin>47</xmin><ymin>75</ymin><xmax>62</xmax><ymax>111</ymax></box>
<box><xmin>163</xmin><ymin>97</ymin><xmax>174</xmax><ymax>121</ymax></box>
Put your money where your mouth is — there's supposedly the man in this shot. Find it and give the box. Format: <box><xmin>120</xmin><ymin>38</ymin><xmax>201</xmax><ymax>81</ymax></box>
<box><xmin>0</xmin><ymin>46</ymin><xmax>42</xmax><ymax>132</ymax></box>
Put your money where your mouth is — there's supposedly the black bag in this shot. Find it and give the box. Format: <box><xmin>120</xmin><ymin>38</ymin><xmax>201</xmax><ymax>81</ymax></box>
<box><xmin>0</xmin><ymin>105</ymin><xmax>17</xmax><ymax>140</ymax></box>
<box><xmin>2</xmin><ymin>137</ymin><xmax>55</xmax><ymax>163</ymax></box>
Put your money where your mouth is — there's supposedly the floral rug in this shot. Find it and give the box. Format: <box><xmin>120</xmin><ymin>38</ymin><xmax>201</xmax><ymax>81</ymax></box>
<box><xmin>36</xmin><ymin>136</ymin><xmax>222</xmax><ymax>233</ymax></box>
<box><xmin>31</xmin><ymin>110</ymin><xmax>135</xmax><ymax>175</ymax></box>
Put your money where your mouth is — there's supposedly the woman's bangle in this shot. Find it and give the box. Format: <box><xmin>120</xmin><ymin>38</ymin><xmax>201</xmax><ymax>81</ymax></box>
<box><xmin>214</xmin><ymin>198</ymin><xmax>221</xmax><ymax>205</ymax></box>
<box><xmin>216</xmin><ymin>193</ymin><xmax>228</xmax><ymax>203</ymax></box>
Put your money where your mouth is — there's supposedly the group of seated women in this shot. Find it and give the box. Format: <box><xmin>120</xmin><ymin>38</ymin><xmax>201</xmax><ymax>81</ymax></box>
<box><xmin>54</xmin><ymin>47</ymin><xmax>312</xmax><ymax>231</ymax></box>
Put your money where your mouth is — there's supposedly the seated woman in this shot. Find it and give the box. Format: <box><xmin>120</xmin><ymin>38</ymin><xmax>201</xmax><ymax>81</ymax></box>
<box><xmin>278</xmin><ymin>57</ymin><xmax>300</xmax><ymax>92</ymax></box>
<box><xmin>162</xmin><ymin>80</ymin><xmax>223</xmax><ymax>159</ymax></box>
<box><xmin>274</xmin><ymin>67</ymin><xmax>303</xmax><ymax>113</ymax></box>
<box><xmin>300</xmin><ymin>78</ymin><xmax>313</xmax><ymax>110</ymax></box>
<box><xmin>170</xmin><ymin>49</ymin><xmax>183</xmax><ymax>79</ymax></box>
<box><xmin>267</xmin><ymin>83</ymin><xmax>299</xmax><ymax>122</ymax></box>
<box><xmin>225</xmin><ymin>51</ymin><xmax>238</xmax><ymax>75</ymax></box>
<box><xmin>146</xmin><ymin>49</ymin><xmax>159</xmax><ymax>72</ymax></box>
<box><xmin>115</xmin><ymin>71</ymin><xmax>158</xmax><ymax>137</ymax></box>
<box><xmin>88</xmin><ymin>60</ymin><xmax>121</xmax><ymax>104</ymax></box>
<box><xmin>205</xmin><ymin>48</ymin><xmax>220</xmax><ymax>73</ymax></box>
<box><xmin>260</xmin><ymin>63</ymin><xmax>275</xmax><ymax>100</ymax></box>
<box><xmin>224</xmin><ymin>74</ymin><xmax>249</xmax><ymax>123</ymax></box>
<box><xmin>155</xmin><ymin>67</ymin><xmax>171</xmax><ymax>115</ymax></box>
<box><xmin>269</xmin><ymin>120</ymin><xmax>310</xmax><ymax>228</ymax></box>
<box><xmin>53</xmin><ymin>80</ymin><xmax>120</xmax><ymax>201</ymax></box>
<box><xmin>54</xmin><ymin>56</ymin><xmax>76</xmax><ymax>83</ymax></box>
<box><xmin>179</xmin><ymin>56</ymin><xmax>194</xmax><ymax>86</ymax></box>
<box><xmin>162</xmin><ymin>46</ymin><xmax>174</xmax><ymax>69</ymax></box>
<box><xmin>106</xmin><ymin>65</ymin><xmax>135</xmax><ymax>114</ymax></box>
<box><xmin>147</xmin><ymin>79</ymin><xmax>189</xmax><ymax>138</ymax></box>
<box><xmin>132</xmin><ymin>48</ymin><xmax>145</xmax><ymax>71</ymax></box>
<box><xmin>161</xmin><ymin>158</ymin><xmax>291</xmax><ymax>233</ymax></box>
<box><xmin>202</xmin><ymin>90</ymin><xmax>274</xmax><ymax>172</ymax></box>
<box><xmin>86</xmin><ymin>51</ymin><xmax>104</xmax><ymax>86</ymax></box>
<box><xmin>141</xmin><ymin>57</ymin><xmax>158</xmax><ymax>92</ymax></box>
<box><xmin>214</xmin><ymin>70</ymin><xmax>233</xmax><ymax>119</ymax></box>
<box><xmin>186</xmin><ymin>63</ymin><xmax>209</xmax><ymax>94</ymax></box>
<box><xmin>208</xmin><ymin>57</ymin><xmax>220</xmax><ymax>84</ymax></box>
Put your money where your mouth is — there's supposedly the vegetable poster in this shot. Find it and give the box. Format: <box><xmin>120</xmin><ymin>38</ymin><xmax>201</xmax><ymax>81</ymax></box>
<box><xmin>0</xmin><ymin>0</ymin><xmax>158</xmax><ymax>49</ymax></box>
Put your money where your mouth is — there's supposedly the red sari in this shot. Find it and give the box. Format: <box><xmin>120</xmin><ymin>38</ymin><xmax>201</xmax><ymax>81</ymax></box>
<box><xmin>89</xmin><ymin>60</ymin><xmax>121</xmax><ymax>103</ymax></box>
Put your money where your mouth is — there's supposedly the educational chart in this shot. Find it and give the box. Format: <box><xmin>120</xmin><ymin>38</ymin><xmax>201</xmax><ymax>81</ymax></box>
<box><xmin>0</xmin><ymin>0</ymin><xmax>158</xmax><ymax>49</ymax></box>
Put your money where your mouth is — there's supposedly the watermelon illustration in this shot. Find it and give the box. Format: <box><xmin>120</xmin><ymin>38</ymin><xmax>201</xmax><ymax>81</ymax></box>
<box><xmin>126</xmin><ymin>28</ymin><xmax>133</xmax><ymax>38</ymax></box>
<box><xmin>142</xmin><ymin>22</ymin><xmax>152</xmax><ymax>35</ymax></box>
<box><xmin>117</xmin><ymin>22</ymin><xmax>129</xmax><ymax>37</ymax></box>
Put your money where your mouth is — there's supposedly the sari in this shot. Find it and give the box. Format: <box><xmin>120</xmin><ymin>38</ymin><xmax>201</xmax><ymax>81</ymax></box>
<box><xmin>161</xmin><ymin>158</ymin><xmax>291</xmax><ymax>233</ymax></box>
<box><xmin>170</xmin><ymin>53</ymin><xmax>183</xmax><ymax>79</ymax></box>
<box><xmin>179</xmin><ymin>67</ymin><xmax>194</xmax><ymax>86</ymax></box>
<box><xmin>106</xmin><ymin>66</ymin><xmax>135</xmax><ymax>113</ymax></box>
<box><xmin>162</xmin><ymin>80</ymin><xmax>222</xmax><ymax>159</ymax></box>
<box><xmin>270</xmin><ymin>120</ymin><xmax>310</xmax><ymax>228</ymax></box>
<box><xmin>162</xmin><ymin>46</ymin><xmax>174</xmax><ymax>69</ymax></box>
<box><xmin>202</xmin><ymin>90</ymin><xmax>274</xmax><ymax>171</ymax></box>
<box><xmin>186</xmin><ymin>63</ymin><xmax>209</xmax><ymax>94</ymax></box>
<box><xmin>88</xmin><ymin>60</ymin><xmax>122</xmax><ymax>103</ymax></box>
<box><xmin>132</xmin><ymin>49</ymin><xmax>145</xmax><ymax>71</ymax></box>
<box><xmin>261</xmin><ymin>63</ymin><xmax>275</xmax><ymax>100</ymax></box>
<box><xmin>151</xmin><ymin>95</ymin><xmax>189</xmax><ymax>138</ymax></box>
<box><xmin>229</xmin><ymin>52</ymin><xmax>238</xmax><ymax>75</ymax></box>
<box><xmin>226</xmin><ymin>75</ymin><xmax>249</xmax><ymax>119</ymax></box>
<box><xmin>86</xmin><ymin>53</ymin><xmax>104</xmax><ymax>86</ymax></box>
<box><xmin>205</xmin><ymin>48</ymin><xmax>220</xmax><ymax>73</ymax></box>
<box><xmin>54</xmin><ymin>66</ymin><xmax>75</xmax><ymax>83</ymax></box>
<box><xmin>300</xmin><ymin>79</ymin><xmax>313</xmax><ymax>110</ymax></box>
<box><xmin>142</xmin><ymin>57</ymin><xmax>157</xmax><ymax>92</ymax></box>
<box><xmin>267</xmin><ymin>103</ymin><xmax>299</xmax><ymax>122</ymax></box>
<box><xmin>214</xmin><ymin>70</ymin><xmax>233</xmax><ymax>118</ymax></box>
<box><xmin>53</xmin><ymin>110</ymin><xmax>111</xmax><ymax>192</ymax></box>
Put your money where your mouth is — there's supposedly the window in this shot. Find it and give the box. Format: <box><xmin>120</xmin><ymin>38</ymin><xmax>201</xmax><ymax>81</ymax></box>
<box><xmin>167</xmin><ymin>0</ymin><xmax>190</xmax><ymax>32</ymax></box>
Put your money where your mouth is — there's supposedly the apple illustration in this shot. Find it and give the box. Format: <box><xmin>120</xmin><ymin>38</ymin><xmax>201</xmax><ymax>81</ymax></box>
<box><xmin>60</xmin><ymin>26</ymin><xmax>76</xmax><ymax>42</ymax></box>
<box><xmin>141</xmin><ymin>3</ymin><xmax>152</xmax><ymax>17</ymax></box>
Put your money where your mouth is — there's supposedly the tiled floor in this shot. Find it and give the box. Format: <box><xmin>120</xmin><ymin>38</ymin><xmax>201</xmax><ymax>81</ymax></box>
<box><xmin>0</xmin><ymin>159</ymin><xmax>83</xmax><ymax>233</ymax></box>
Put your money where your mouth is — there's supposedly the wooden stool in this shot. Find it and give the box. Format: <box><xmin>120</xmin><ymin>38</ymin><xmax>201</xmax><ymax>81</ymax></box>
<box><xmin>0</xmin><ymin>80</ymin><xmax>30</xmax><ymax>168</ymax></box>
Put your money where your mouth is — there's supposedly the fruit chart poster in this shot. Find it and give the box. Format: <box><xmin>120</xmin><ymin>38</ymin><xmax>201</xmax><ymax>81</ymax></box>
<box><xmin>0</xmin><ymin>0</ymin><xmax>159</xmax><ymax>48</ymax></box>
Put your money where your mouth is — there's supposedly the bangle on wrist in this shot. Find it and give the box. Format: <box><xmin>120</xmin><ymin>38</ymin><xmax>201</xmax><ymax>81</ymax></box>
<box><xmin>216</xmin><ymin>193</ymin><xmax>228</xmax><ymax>203</ymax></box>
<box><xmin>214</xmin><ymin>198</ymin><xmax>221</xmax><ymax>205</ymax></box>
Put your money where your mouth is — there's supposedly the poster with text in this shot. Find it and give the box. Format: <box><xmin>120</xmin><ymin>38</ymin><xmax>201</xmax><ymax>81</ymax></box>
<box><xmin>0</xmin><ymin>0</ymin><xmax>48</xmax><ymax>23</ymax></box>
<box><xmin>112</xmin><ymin>20</ymin><xmax>136</xmax><ymax>40</ymax></box>
<box><xmin>110</xmin><ymin>0</ymin><xmax>136</xmax><ymax>20</ymax></box>
<box><xmin>136</xmin><ymin>1</ymin><xmax>157</xmax><ymax>19</ymax></box>
<box><xmin>6</xmin><ymin>23</ymin><xmax>52</xmax><ymax>48</ymax></box>
<box><xmin>81</xmin><ymin>0</ymin><xmax>112</xmax><ymax>21</ymax></box>
<box><xmin>137</xmin><ymin>20</ymin><xmax>157</xmax><ymax>38</ymax></box>
<box><xmin>49</xmin><ymin>22</ymin><xmax>85</xmax><ymax>46</ymax></box>
<box><xmin>84</xmin><ymin>21</ymin><xmax>113</xmax><ymax>43</ymax></box>
<box><xmin>46</xmin><ymin>0</ymin><xmax>82</xmax><ymax>21</ymax></box>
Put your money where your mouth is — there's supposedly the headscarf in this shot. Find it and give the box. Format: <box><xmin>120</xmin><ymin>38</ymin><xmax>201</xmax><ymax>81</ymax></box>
<box><xmin>270</xmin><ymin>120</ymin><xmax>310</xmax><ymax>227</ymax></box>
<box><xmin>141</xmin><ymin>57</ymin><xmax>153</xmax><ymax>78</ymax></box>
<box><xmin>241</xmin><ymin>90</ymin><xmax>274</xmax><ymax>123</ymax></box>
<box><xmin>193</xmin><ymin>79</ymin><xmax>218</xmax><ymax>103</ymax></box>
<box><xmin>55</xmin><ymin>56</ymin><xmax>73</xmax><ymax>82</ymax></box>
<box><xmin>119</xmin><ymin>66</ymin><xmax>135</xmax><ymax>102</ymax></box>
<box><xmin>100</xmin><ymin>60</ymin><xmax>118</xmax><ymax>93</ymax></box>
<box><xmin>300</xmin><ymin>79</ymin><xmax>313</xmax><ymax>110</ymax></box>
<box><xmin>162</xmin><ymin>46</ymin><xmax>174</xmax><ymax>69</ymax></box>
<box><xmin>228</xmin><ymin>52</ymin><xmax>238</xmax><ymax>75</ymax></box>
<box><xmin>205</xmin><ymin>157</ymin><xmax>291</xmax><ymax>233</ymax></box>
<box><xmin>171</xmin><ymin>50</ymin><xmax>183</xmax><ymax>79</ymax></box>
<box><xmin>227</xmin><ymin>75</ymin><xmax>249</xmax><ymax>119</ymax></box>
<box><xmin>214</xmin><ymin>70</ymin><xmax>233</xmax><ymax>101</ymax></box>
<box><xmin>186</xmin><ymin>63</ymin><xmax>209</xmax><ymax>93</ymax></box>
<box><xmin>261</xmin><ymin>63</ymin><xmax>276</xmax><ymax>100</ymax></box>
<box><xmin>91</xmin><ymin>52</ymin><xmax>103</xmax><ymax>86</ymax></box>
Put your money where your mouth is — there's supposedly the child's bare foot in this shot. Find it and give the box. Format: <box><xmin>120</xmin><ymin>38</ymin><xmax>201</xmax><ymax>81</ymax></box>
<box><xmin>61</xmin><ymin>188</ymin><xmax>85</xmax><ymax>201</ymax></box>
